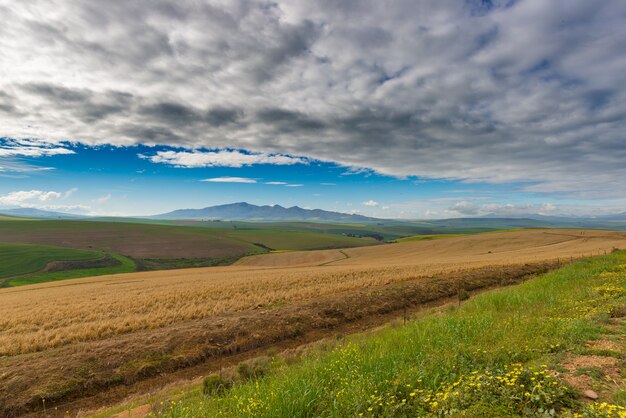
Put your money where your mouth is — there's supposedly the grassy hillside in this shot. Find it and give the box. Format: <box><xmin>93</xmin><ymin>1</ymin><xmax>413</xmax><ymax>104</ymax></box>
<box><xmin>0</xmin><ymin>220</ymin><xmax>260</xmax><ymax>259</ymax></box>
<box><xmin>0</xmin><ymin>242</ymin><xmax>102</xmax><ymax>278</ymax></box>
<box><xmin>0</xmin><ymin>219</ymin><xmax>377</xmax><ymax>258</ymax></box>
<box><xmin>0</xmin><ymin>242</ymin><xmax>137</xmax><ymax>287</ymax></box>
<box><xmin>0</xmin><ymin>219</ymin><xmax>379</xmax><ymax>285</ymax></box>
<box><xmin>90</xmin><ymin>218</ymin><xmax>501</xmax><ymax>240</ymax></box>
<box><xmin>154</xmin><ymin>251</ymin><xmax>626</xmax><ymax>417</ymax></box>
<box><xmin>5</xmin><ymin>252</ymin><xmax>136</xmax><ymax>287</ymax></box>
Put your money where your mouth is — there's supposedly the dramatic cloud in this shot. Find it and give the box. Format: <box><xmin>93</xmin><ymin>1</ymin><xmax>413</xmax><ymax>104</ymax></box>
<box><xmin>139</xmin><ymin>150</ymin><xmax>307</xmax><ymax>168</ymax></box>
<box><xmin>0</xmin><ymin>189</ymin><xmax>62</xmax><ymax>206</ymax></box>
<box><xmin>1</xmin><ymin>1</ymin><xmax>625</xmax><ymax>197</ymax></box>
<box><xmin>202</xmin><ymin>177</ymin><xmax>257</xmax><ymax>183</ymax></box>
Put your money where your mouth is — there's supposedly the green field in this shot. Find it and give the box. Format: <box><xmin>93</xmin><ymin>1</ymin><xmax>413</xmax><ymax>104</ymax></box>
<box><xmin>0</xmin><ymin>242</ymin><xmax>102</xmax><ymax>279</ymax></box>
<box><xmin>149</xmin><ymin>251</ymin><xmax>626</xmax><ymax>417</ymax></box>
<box><xmin>0</xmin><ymin>219</ymin><xmax>381</xmax><ymax>286</ymax></box>
<box><xmin>0</xmin><ymin>242</ymin><xmax>138</xmax><ymax>287</ymax></box>
<box><xmin>5</xmin><ymin>252</ymin><xmax>136</xmax><ymax>287</ymax></box>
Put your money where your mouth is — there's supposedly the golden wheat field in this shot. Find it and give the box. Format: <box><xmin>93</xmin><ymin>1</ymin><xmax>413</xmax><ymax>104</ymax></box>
<box><xmin>1</xmin><ymin>229</ymin><xmax>624</xmax><ymax>357</ymax></box>
<box><xmin>2</xmin><ymin>229</ymin><xmax>626</xmax><ymax>416</ymax></box>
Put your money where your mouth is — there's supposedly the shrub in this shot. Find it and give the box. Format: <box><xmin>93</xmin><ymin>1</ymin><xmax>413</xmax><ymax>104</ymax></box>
<box><xmin>202</xmin><ymin>374</ymin><xmax>231</xmax><ymax>396</ymax></box>
<box><xmin>237</xmin><ymin>357</ymin><xmax>271</xmax><ymax>380</ymax></box>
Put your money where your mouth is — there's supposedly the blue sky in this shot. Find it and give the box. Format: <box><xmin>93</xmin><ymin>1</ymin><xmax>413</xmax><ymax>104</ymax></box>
<box><xmin>0</xmin><ymin>139</ymin><xmax>616</xmax><ymax>218</ymax></box>
<box><xmin>1</xmin><ymin>1</ymin><xmax>625</xmax><ymax>218</ymax></box>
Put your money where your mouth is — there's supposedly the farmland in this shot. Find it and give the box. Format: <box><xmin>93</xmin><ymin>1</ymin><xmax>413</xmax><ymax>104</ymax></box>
<box><xmin>0</xmin><ymin>219</ymin><xmax>380</xmax><ymax>285</ymax></box>
<box><xmin>0</xmin><ymin>220</ymin><xmax>379</xmax><ymax>258</ymax></box>
<box><xmin>4</xmin><ymin>252</ymin><xmax>136</xmax><ymax>288</ymax></box>
<box><xmin>157</xmin><ymin>250</ymin><xmax>626</xmax><ymax>418</ymax></box>
<box><xmin>0</xmin><ymin>242</ymin><xmax>102</xmax><ymax>279</ymax></box>
<box><xmin>0</xmin><ymin>229</ymin><xmax>625</xmax><ymax>415</ymax></box>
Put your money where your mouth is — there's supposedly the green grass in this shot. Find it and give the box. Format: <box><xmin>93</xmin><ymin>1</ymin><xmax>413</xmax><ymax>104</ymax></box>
<box><xmin>156</xmin><ymin>251</ymin><xmax>626</xmax><ymax>417</ymax></box>
<box><xmin>5</xmin><ymin>252</ymin><xmax>136</xmax><ymax>287</ymax></box>
<box><xmin>0</xmin><ymin>242</ymin><xmax>102</xmax><ymax>278</ymax></box>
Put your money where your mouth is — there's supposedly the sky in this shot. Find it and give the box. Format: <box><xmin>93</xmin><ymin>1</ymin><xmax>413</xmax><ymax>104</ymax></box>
<box><xmin>0</xmin><ymin>0</ymin><xmax>625</xmax><ymax>218</ymax></box>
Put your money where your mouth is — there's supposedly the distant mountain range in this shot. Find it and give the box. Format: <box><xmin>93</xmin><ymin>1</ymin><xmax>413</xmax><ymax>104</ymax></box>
<box><xmin>152</xmin><ymin>202</ymin><xmax>381</xmax><ymax>222</ymax></box>
<box><xmin>0</xmin><ymin>207</ymin><xmax>86</xmax><ymax>219</ymax></box>
<box><xmin>2</xmin><ymin>203</ymin><xmax>626</xmax><ymax>225</ymax></box>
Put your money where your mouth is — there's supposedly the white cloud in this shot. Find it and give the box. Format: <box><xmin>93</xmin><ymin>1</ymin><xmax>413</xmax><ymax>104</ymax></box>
<box><xmin>0</xmin><ymin>190</ymin><xmax>62</xmax><ymax>206</ymax></box>
<box><xmin>139</xmin><ymin>150</ymin><xmax>307</xmax><ymax>168</ymax></box>
<box><xmin>265</xmin><ymin>181</ymin><xmax>304</xmax><ymax>187</ymax></box>
<box><xmin>0</xmin><ymin>138</ymin><xmax>74</xmax><ymax>158</ymax></box>
<box><xmin>362</xmin><ymin>200</ymin><xmax>380</xmax><ymax>207</ymax></box>
<box><xmin>450</xmin><ymin>201</ymin><xmax>480</xmax><ymax>216</ymax></box>
<box><xmin>448</xmin><ymin>202</ymin><xmax>575</xmax><ymax>217</ymax></box>
<box><xmin>202</xmin><ymin>177</ymin><xmax>257</xmax><ymax>183</ymax></box>
<box><xmin>63</xmin><ymin>187</ymin><xmax>78</xmax><ymax>198</ymax></box>
<box><xmin>39</xmin><ymin>204</ymin><xmax>91</xmax><ymax>214</ymax></box>
<box><xmin>95</xmin><ymin>194</ymin><xmax>111</xmax><ymax>204</ymax></box>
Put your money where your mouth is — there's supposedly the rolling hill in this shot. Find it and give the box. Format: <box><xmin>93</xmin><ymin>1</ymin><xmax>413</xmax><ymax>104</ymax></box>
<box><xmin>0</xmin><ymin>219</ymin><xmax>379</xmax><ymax>282</ymax></box>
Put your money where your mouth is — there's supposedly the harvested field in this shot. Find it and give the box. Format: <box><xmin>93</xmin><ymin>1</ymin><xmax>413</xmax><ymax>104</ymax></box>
<box><xmin>236</xmin><ymin>229</ymin><xmax>626</xmax><ymax>268</ymax></box>
<box><xmin>0</xmin><ymin>229</ymin><xmax>625</xmax><ymax>416</ymax></box>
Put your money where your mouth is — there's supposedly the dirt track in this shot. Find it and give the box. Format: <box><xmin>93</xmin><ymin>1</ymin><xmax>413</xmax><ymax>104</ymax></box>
<box><xmin>1</xmin><ymin>229</ymin><xmax>625</xmax><ymax>416</ymax></box>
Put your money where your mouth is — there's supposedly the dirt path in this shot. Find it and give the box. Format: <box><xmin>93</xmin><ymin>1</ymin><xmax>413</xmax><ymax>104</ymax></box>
<box><xmin>317</xmin><ymin>249</ymin><xmax>350</xmax><ymax>266</ymax></box>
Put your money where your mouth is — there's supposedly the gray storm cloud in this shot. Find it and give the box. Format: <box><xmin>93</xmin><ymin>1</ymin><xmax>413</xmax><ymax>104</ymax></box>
<box><xmin>1</xmin><ymin>0</ymin><xmax>625</xmax><ymax>196</ymax></box>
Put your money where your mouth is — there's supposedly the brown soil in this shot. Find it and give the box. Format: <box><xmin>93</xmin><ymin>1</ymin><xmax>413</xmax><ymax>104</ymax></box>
<box><xmin>562</xmin><ymin>355</ymin><xmax>623</xmax><ymax>396</ymax></box>
<box><xmin>43</xmin><ymin>254</ymin><xmax>121</xmax><ymax>273</ymax></box>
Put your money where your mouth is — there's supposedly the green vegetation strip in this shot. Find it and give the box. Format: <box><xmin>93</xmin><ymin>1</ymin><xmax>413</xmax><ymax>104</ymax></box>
<box><xmin>155</xmin><ymin>251</ymin><xmax>626</xmax><ymax>417</ymax></box>
<box><xmin>395</xmin><ymin>233</ymin><xmax>469</xmax><ymax>243</ymax></box>
<box><xmin>5</xmin><ymin>253</ymin><xmax>136</xmax><ymax>287</ymax></box>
